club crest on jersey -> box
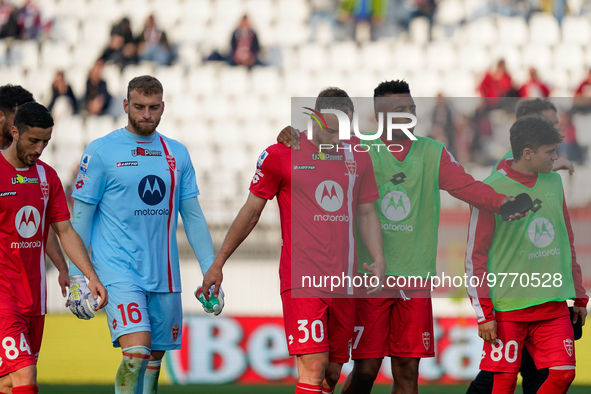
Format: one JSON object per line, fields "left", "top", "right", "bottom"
{"left": 41, "top": 182, "right": 49, "bottom": 199}
{"left": 422, "top": 332, "right": 430, "bottom": 350}
{"left": 345, "top": 160, "right": 356, "bottom": 176}
{"left": 564, "top": 338, "right": 573, "bottom": 357}
{"left": 166, "top": 155, "right": 176, "bottom": 171}
{"left": 132, "top": 147, "right": 162, "bottom": 157}
{"left": 172, "top": 325, "right": 180, "bottom": 341}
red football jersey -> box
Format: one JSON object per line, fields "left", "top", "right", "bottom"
{"left": 0, "top": 154, "right": 70, "bottom": 316}
{"left": 250, "top": 136, "right": 379, "bottom": 295}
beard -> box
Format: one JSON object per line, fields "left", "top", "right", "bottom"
{"left": 129, "top": 115, "right": 160, "bottom": 136}
{"left": 16, "top": 139, "right": 40, "bottom": 167}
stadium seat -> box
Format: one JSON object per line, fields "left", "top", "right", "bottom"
{"left": 426, "top": 41, "right": 456, "bottom": 72}
{"left": 490, "top": 44, "right": 522, "bottom": 73}
{"left": 497, "top": 16, "right": 529, "bottom": 46}
{"left": 394, "top": 43, "right": 425, "bottom": 74}
{"left": 329, "top": 41, "right": 359, "bottom": 72}
{"left": 188, "top": 64, "right": 219, "bottom": 98}
{"left": 8, "top": 40, "right": 39, "bottom": 69}
{"left": 250, "top": 67, "right": 282, "bottom": 96}
{"left": 562, "top": 15, "right": 591, "bottom": 45}
{"left": 40, "top": 41, "right": 72, "bottom": 69}
{"left": 0, "top": 65, "right": 26, "bottom": 87}
{"left": 84, "top": 115, "right": 115, "bottom": 144}
{"left": 218, "top": 66, "right": 251, "bottom": 98}
{"left": 457, "top": 45, "right": 490, "bottom": 73}
{"left": 465, "top": 16, "right": 497, "bottom": 46}
{"left": 435, "top": 0, "right": 465, "bottom": 26}
{"left": 409, "top": 17, "right": 430, "bottom": 45}
{"left": 154, "top": 64, "right": 187, "bottom": 96}
{"left": 555, "top": 44, "right": 585, "bottom": 74}
{"left": 298, "top": 43, "right": 327, "bottom": 72}
{"left": 522, "top": 44, "right": 553, "bottom": 70}
{"left": 25, "top": 67, "right": 53, "bottom": 104}
{"left": 359, "top": 41, "right": 393, "bottom": 74}
{"left": 529, "top": 13, "right": 560, "bottom": 45}
{"left": 121, "top": 63, "right": 156, "bottom": 86}
{"left": 277, "top": 0, "right": 309, "bottom": 25}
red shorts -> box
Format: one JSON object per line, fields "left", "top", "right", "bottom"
{"left": 0, "top": 310, "right": 44, "bottom": 376}
{"left": 480, "top": 315, "right": 576, "bottom": 373}
{"left": 352, "top": 291, "right": 434, "bottom": 359}
{"left": 281, "top": 291, "right": 356, "bottom": 363}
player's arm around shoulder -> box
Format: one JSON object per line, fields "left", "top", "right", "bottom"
{"left": 52, "top": 219, "right": 108, "bottom": 310}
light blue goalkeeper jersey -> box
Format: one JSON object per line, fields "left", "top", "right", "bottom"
{"left": 71, "top": 128, "right": 199, "bottom": 292}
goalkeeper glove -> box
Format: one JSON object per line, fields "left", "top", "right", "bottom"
{"left": 195, "top": 285, "right": 225, "bottom": 316}
{"left": 68, "top": 275, "right": 98, "bottom": 320}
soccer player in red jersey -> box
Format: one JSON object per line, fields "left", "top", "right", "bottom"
{"left": 465, "top": 115, "right": 588, "bottom": 393}
{"left": 202, "top": 88, "right": 386, "bottom": 394}
{"left": 0, "top": 102, "right": 107, "bottom": 394}
{"left": 0, "top": 84, "right": 70, "bottom": 300}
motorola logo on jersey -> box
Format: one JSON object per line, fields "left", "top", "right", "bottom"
{"left": 528, "top": 217, "right": 555, "bottom": 248}
{"left": 381, "top": 191, "right": 411, "bottom": 222}
{"left": 138, "top": 175, "right": 166, "bottom": 206}
{"left": 15, "top": 206, "right": 41, "bottom": 238}
{"left": 315, "top": 181, "right": 343, "bottom": 212}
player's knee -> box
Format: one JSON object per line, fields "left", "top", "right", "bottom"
{"left": 548, "top": 368, "right": 576, "bottom": 386}
{"left": 324, "top": 368, "right": 341, "bottom": 388}
{"left": 393, "top": 358, "right": 419, "bottom": 382}
{"left": 349, "top": 358, "right": 381, "bottom": 387}
{"left": 10, "top": 365, "right": 37, "bottom": 386}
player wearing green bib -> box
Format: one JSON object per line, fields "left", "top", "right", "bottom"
{"left": 465, "top": 116, "right": 588, "bottom": 393}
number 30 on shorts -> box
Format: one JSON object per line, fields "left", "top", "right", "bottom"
{"left": 297, "top": 319, "right": 324, "bottom": 343}
{"left": 490, "top": 339, "right": 519, "bottom": 363}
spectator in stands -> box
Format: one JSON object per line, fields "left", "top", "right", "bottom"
{"left": 48, "top": 70, "right": 78, "bottom": 119}
{"left": 558, "top": 110, "right": 585, "bottom": 164}
{"left": 100, "top": 17, "right": 138, "bottom": 69}
{"left": 137, "top": 14, "right": 173, "bottom": 66}
{"left": 16, "top": 0, "right": 43, "bottom": 40}
{"left": 229, "top": 15, "right": 262, "bottom": 67}
{"left": 83, "top": 60, "right": 111, "bottom": 116}
{"left": 405, "top": 0, "right": 437, "bottom": 41}
{"left": 431, "top": 93, "right": 457, "bottom": 158}
{"left": 337, "top": 0, "right": 388, "bottom": 41}
{"left": 573, "top": 69, "right": 591, "bottom": 114}
{"left": 0, "top": 0, "right": 19, "bottom": 39}
{"left": 309, "top": 0, "right": 338, "bottom": 42}
{"left": 519, "top": 67, "right": 550, "bottom": 98}
{"left": 478, "top": 59, "right": 517, "bottom": 110}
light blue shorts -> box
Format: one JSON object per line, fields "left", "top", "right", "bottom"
{"left": 104, "top": 282, "right": 182, "bottom": 350}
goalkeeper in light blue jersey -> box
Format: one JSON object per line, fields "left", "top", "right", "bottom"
{"left": 67, "top": 75, "right": 221, "bottom": 394}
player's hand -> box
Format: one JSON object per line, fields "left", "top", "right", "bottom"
{"left": 276, "top": 126, "right": 301, "bottom": 150}
{"left": 552, "top": 157, "right": 574, "bottom": 175}
{"left": 67, "top": 275, "right": 99, "bottom": 320}
{"left": 87, "top": 275, "right": 108, "bottom": 310}
{"left": 195, "top": 285, "right": 225, "bottom": 316}
{"left": 201, "top": 263, "right": 223, "bottom": 300}
{"left": 57, "top": 268, "right": 70, "bottom": 298}
{"left": 363, "top": 260, "right": 385, "bottom": 295}
{"left": 500, "top": 196, "right": 528, "bottom": 221}
{"left": 478, "top": 320, "right": 497, "bottom": 345}
{"left": 573, "top": 306, "right": 587, "bottom": 326}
